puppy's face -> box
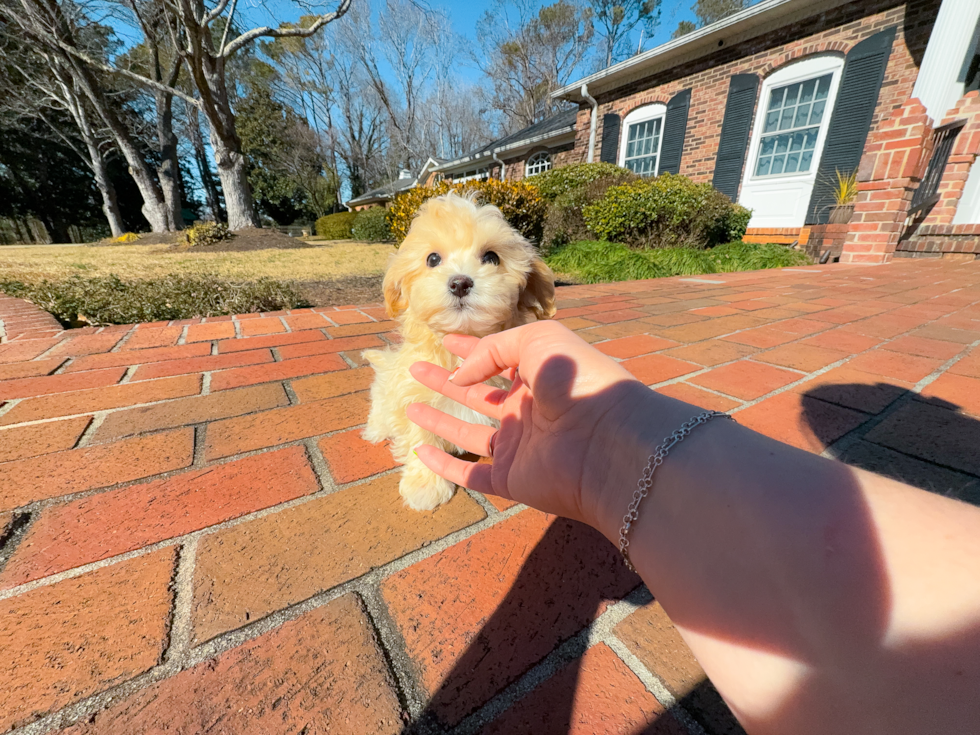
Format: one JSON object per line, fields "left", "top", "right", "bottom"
{"left": 383, "top": 193, "right": 555, "bottom": 337}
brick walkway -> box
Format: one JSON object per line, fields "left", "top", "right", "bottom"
{"left": 1, "top": 258, "right": 979, "bottom": 735}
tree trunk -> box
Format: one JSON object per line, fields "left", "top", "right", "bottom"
{"left": 194, "top": 54, "right": 259, "bottom": 230}
{"left": 155, "top": 90, "right": 185, "bottom": 230}
{"left": 188, "top": 105, "right": 225, "bottom": 221}
{"left": 210, "top": 133, "right": 256, "bottom": 230}
{"left": 67, "top": 59, "right": 170, "bottom": 232}
{"left": 75, "top": 102, "right": 125, "bottom": 238}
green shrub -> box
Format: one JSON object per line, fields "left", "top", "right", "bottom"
{"left": 0, "top": 274, "right": 311, "bottom": 325}
{"left": 315, "top": 211, "right": 357, "bottom": 239}
{"left": 542, "top": 172, "right": 639, "bottom": 253}
{"left": 545, "top": 239, "right": 810, "bottom": 284}
{"left": 527, "top": 162, "right": 632, "bottom": 201}
{"left": 185, "top": 221, "right": 230, "bottom": 247}
{"left": 583, "top": 174, "right": 752, "bottom": 249}
{"left": 387, "top": 179, "right": 546, "bottom": 245}
{"left": 351, "top": 206, "right": 392, "bottom": 242}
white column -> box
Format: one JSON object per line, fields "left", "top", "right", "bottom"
{"left": 911, "top": 0, "right": 980, "bottom": 123}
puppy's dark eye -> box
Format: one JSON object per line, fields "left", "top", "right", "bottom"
{"left": 426, "top": 253, "right": 441, "bottom": 268}
{"left": 481, "top": 251, "right": 500, "bottom": 266}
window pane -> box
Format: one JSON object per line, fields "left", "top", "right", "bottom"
{"left": 775, "top": 135, "right": 790, "bottom": 155}
{"left": 794, "top": 103, "right": 812, "bottom": 128}
{"left": 779, "top": 107, "right": 795, "bottom": 130}
{"left": 760, "top": 137, "right": 776, "bottom": 156}
{"left": 764, "top": 110, "right": 780, "bottom": 133}
{"left": 768, "top": 86, "right": 785, "bottom": 111}
{"left": 810, "top": 99, "right": 826, "bottom": 125}
{"left": 799, "top": 78, "right": 816, "bottom": 105}
{"left": 771, "top": 156, "right": 786, "bottom": 175}
{"left": 800, "top": 150, "right": 814, "bottom": 171}
{"left": 756, "top": 157, "right": 772, "bottom": 176}
{"left": 785, "top": 151, "right": 801, "bottom": 173}
{"left": 783, "top": 82, "right": 801, "bottom": 109}
{"left": 815, "top": 75, "right": 831, "bottom": 100}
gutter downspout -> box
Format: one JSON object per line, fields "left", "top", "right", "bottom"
{"left": 581, "top": 84, "right": 598, "bottom": 163}
{"left": 491, "top": 148, "right": 505, "bottom": 180}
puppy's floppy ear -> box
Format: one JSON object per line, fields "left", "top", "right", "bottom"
{"left": 383, "top": 252, "right": 413, "bottom": 319}
{"left": 519, "top": 255, "right": 557, "bottom": 321}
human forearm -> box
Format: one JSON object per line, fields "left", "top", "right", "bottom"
{"left": 595, "top": 389, "right": 980, "bottom": 734}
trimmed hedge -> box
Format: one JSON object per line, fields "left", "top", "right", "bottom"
{"left": 315, "top": 211, "right": 357, "bottom": 239}
{"left": 185, "top": 221, "right": 230, "bottom": 247}
{"left": 583, "top": 174, "right": 752, "bottom": 249}
{"left": 0, "top": 274, "right": 311, "bottom": 325}
{"left": 387, "top": 179, "right": 546, "bottom": 245}
{"left": 351, "top": 206, "right": 392, "bottom": 242}
{"left": 527, "top": 162, "right": 632, "bottom": 201}
{"left": 541, "top": 172, "right": 639, "bottom": 253}
{"left": 545, "top": 240, "right": 810, "bottom": 284}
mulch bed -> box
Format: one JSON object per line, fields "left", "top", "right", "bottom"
{"left": 295, "top": 276, "right": 383, "bottom": 307}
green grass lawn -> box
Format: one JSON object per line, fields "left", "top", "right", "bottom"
{"left": 545, "top": 240, "right": 811, "bottom": 284}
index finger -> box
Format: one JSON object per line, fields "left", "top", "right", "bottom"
{"left": 446, "top": 325, "right": 531, "bottom": 386}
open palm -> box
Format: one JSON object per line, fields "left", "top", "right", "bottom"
{"left": 407, "top": 321, "right": 655, "bottom": 527}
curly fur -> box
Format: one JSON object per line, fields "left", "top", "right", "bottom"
{"left": 362, "top": 192, "right": 556, "bottom": 510}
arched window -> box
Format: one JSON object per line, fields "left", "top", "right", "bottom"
{"left": 619, "top": 103, "right": 667, "bottom": 176}
{"left": 525, "top": 151, "right": 552, "bottom": 176}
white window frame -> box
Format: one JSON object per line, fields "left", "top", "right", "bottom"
{"left": 746, "top": 56, "right": 845, "bottom": 184}
{"left": 455, "top": 166, "right": 489, "bottom": 183}
{"left": 525, "top": 150, "right": 552, "bottom": 176}
{"left": 619, "top": 103, "right": 666, "bottom": 177}
{"left": 738, "top": 55, "right": 845, "bottom": 229}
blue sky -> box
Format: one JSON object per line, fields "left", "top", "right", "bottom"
{"left": 433, "top": 0, "right": 701, "bottom": 83}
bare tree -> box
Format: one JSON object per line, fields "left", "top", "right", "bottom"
{"left": 1, "top": 0, "right": 176, "bottom": 231}
{"left": 337, "top": 0, "right": 448, "bottom": 175}
{"left": 475, "top": 0, "right": 594, "bottom": 132}
{"left": 590, "top": 0, "right": 659, "bottom": 67}
{"left": 693, "top": 0, "right": 746, "bottom": 26}
{"left": 119, "top": 0, "right": 185, "bottom": 229}
{"left": 182, "top": 103, "right": 225, "bottom": 220}
{"left": 24, "top": 0, "right": 352, "bottom": 229}
{"left": 0, "top": 29, "right": 127, "bottom": 236}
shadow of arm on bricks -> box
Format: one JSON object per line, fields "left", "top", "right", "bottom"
{"left": 404, "top": 350, "right": 980, "bottom": 735}
{"left": 801, "top": 383, "right": 980, "bottom": 506}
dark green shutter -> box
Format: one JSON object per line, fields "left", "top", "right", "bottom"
{"left": 713, "top": 74, "right": 759, "bottom": 201}
{"left": 806, "top": 26, "right": 897, "bottom": 224}
{"left": 659, "top": 88, "right": 692, "bottom": 175}
{"left": 599, "top": 113, "right": 621, "bottom": 164}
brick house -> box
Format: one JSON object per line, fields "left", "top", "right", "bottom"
{"left": 427, "top": 110, "right": 580, "bottom": 184}
{"left": 438, "top": 0, "right": 980, "bottom": 264}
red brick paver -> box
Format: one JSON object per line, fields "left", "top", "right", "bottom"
{"left": 1, "top": 258, "right": 979, "bottom": 734}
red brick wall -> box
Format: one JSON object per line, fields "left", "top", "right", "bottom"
{"left": 579, "top": 0, "right": 939, "bottom": 190}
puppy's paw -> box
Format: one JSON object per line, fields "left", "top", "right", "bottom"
{"left": 361, "top": 425, "right": 388, "bottom": 444}
{"left": 399, "top": 464, "right": 455, "bottom": 511}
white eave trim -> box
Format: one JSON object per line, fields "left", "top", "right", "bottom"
{"left": 433, "top": 126, "right": 577, "bottom": 173}
{"left": 552, "top": 0, "right": 855, "bottom": 101}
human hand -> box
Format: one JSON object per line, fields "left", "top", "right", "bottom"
{"left": 407, "top": 320, "right": 686, "bottom": 535}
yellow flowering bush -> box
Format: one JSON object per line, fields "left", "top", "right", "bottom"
{"left": 387, "top": 179, "right": 546, "bottom": 246}
{"left": 185, "top": 221, "right": 231, "bottom": 247}
{"left": 115, "top": 232, "right": 141, "bottom": 243}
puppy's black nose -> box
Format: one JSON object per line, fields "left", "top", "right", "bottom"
{"left": 448, "top": 275, "right": 474, "bottom": 298}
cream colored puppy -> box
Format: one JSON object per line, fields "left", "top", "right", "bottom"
{"left": 362, "top": 192, "right": 556, "bottom": 510}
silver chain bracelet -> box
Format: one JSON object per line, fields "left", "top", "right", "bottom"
{"left": 619, "top": 411, "right": 735, "bottom": 572}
